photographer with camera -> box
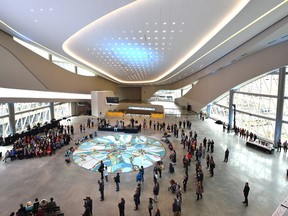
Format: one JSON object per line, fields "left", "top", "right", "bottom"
{"left": 82, "top": 196, "right": 93, "bottom": 216}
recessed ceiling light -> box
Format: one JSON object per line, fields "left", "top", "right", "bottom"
{"left": 171, "top": 30, "right": 174, "bottom": 33}
{"left": 34, "top": 19, "right": 38, "bottom": 23}
{"left": 40, "top": 8, "right": 43, "bottom": 12}
{"left": 30, "top": 9, "right": 34, "bottom": 12}
{"left": 155, "top": 30, "right": 158, "bottom": 33}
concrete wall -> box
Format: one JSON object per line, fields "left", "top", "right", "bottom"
{"left": 0, "top": 31, "right": 117, "bottom": 94}
{"left": 91, "top": 91, "right": 118, "bottom": 117}
{"left": 176, "top": 40, "right": 288, "bottom": 112}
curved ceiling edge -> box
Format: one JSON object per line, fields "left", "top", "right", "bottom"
{"left": 63, "top": 0, "right": 249, "bottom": 85}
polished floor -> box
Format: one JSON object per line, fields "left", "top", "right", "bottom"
{"left": 1, "top": 114, "right": 288, "bottom": 216}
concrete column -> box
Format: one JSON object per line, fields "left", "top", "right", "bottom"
{"left": 228, "top": 90, "right": 235, "bottom": 128}
{"left": 274, "top": 67, "right": 286, "bottom": 147}
{"left": 75, "top": 66, "right": 78, "bottom": 74}
{"left": 8, "top": 103, "right": 16, "bottom": 135}
{"left": 48, "top": 53, "right": 52, "bottom": 62}
{"left": 50, "top": 102, "right": 55, "bottom": 120}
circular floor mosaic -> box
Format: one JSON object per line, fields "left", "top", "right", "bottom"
{"left": 73, "top": 134, "right": 166, "bottom": 173}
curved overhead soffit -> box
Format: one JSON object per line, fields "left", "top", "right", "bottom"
{"left": 63, "top": 0, "right": 249, "bottom": 84}
{"left": 159, "top": 0, "right": 288, "bottom": 84}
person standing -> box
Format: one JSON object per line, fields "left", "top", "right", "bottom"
{"left": 242, "top": 182, "right": 250, "bottom": 207}
{"left": 118, "top": 198, "right": 125, "bottom": 216}
{"left": 196, "top": 181, "right": 203, "bottom": 200}
{"left": 84, "top": 197, "right": 93, "bottom": 216}
{"left": 139, "top": 165, "right": 144, "bottom": 182}
{"left": 98, "top": 179, "right": 105, "bottom": 201}
{"left": 223, "top": 148, "right": 229, "bottom": 162}
{"left": 172, "top": 198, "right": 179, "bottom": 216}
{"left": 70, "top": 125, "right": 74, "bottom": 135}
{"left": 33, "top": 198, "right": 39, "bottom": 214}
{"left": 153, "top": 182, "right": 160, "bottom": 202}
{"left": 136, "top": 183, "right": 141, "bottom": 204}
{"left": 206, "top": 154, "right": 210, "bottom": 169}
{"left": 210, "top": 140, "right": 214, "bottom": 153}
{"left": 82, "top": 204, "right": 91, "bottom": 216}
{"left": 209, "top": 156, "right": 215, "bottom": 177}
{"left": 148, "top": 198, "right": 156, "bottom": 216}
{"left": 104, "top": 166, "right": 109, "bottom": 182}
{"left": 98, "top": 161, "right": 105, "bottom": 180}
{"left": 154, "top": 208, "right": 161, "bottom": 216}
{"left": 114, "top": 172, "right": 120, "bottom": 191}
{"left": 183, "top": 173, "right": 188, "bottom": 192}
{"left": 277, "top": 139, "right": 282, "bottom": 152}
{"left": 153, "top": 171, "right": 158, "bottom": 186}
{"left": 134, "top": 189, "right": 140, "bottom": 210}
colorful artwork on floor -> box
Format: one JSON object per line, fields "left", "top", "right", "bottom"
{"left": 73, "top": 134, "right": 166, "bottom": 173}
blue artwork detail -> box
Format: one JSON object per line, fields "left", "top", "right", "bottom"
{"left": 73, "top": 134, "right": 166, "bottom": 173}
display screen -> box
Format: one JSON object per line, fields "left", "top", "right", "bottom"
{"left": 128, "top": 106, "right": 156, "bottom": 111}
{"left": 106, "top": 97, "right": 119, "bottom": 104}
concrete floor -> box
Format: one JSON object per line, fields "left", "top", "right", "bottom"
{"left": 1, "top": 114, "right": 288, "bottom": 216}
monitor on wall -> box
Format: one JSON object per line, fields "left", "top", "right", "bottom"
{"left": 106, "top": 97, "right": 119, "bottom": 105}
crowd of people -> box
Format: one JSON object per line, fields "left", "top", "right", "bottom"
{"left": 10, "top": 197, "right": 61, "bottom": 216}
{"left": 2, "top": 126, "right": 72, "bottom": 163}
{"left": 3, "top": 115, "right": 252, "bottom": 215}
{"left": 78, "top": 116, "right": 223, "bottom": 216}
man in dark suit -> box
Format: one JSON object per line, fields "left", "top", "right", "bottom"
{"left": 84, "top": 197, "right": 93, "bottom": 215}
{"left": 98, "top": 161, "right": 105, "bottom": 180}
{"left": 242, "top": 182, "right": 250, "bottom": 206}
{"left": 98, "top": 180, "right": 105, "bottom": 201}
{"left": 118, "top": 198, "right": 125, "bottom": 216}
{"left": 133, "top": 189, "right": 140, "bottom": 210}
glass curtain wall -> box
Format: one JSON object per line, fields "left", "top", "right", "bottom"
{"left": 210, "top": 71, "right": 288, "bottom": 142}
{"left": 0, "top": 102, "right": 71, "bottom": 137}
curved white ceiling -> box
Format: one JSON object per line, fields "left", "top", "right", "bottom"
{"left": 0, "top": 0, "right": 288, "bottom": 85}
{"left": 63, "top": 0, "right": 249, "bottom": 84}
